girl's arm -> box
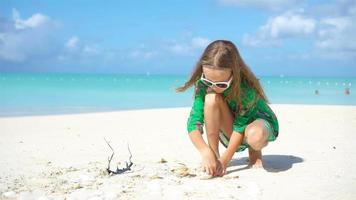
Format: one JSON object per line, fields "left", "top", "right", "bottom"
{"left": 187, "top": 81, "right": 206, "bottom": 134}
{"left": 189, "top": 130, "right": 222, "bottom": 176}
{"left": 219, "top": 131, "right": 244, "bottom": 171}
{"left": 188, "top": 130, "right": 210, "bottom": 153}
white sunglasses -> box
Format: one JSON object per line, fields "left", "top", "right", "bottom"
{"left": 200, "top": 73, "right": 233, "bottom": 89}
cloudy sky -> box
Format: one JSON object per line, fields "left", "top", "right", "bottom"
{"left": 0, "top": 0, "right": 355, "bottom": 76}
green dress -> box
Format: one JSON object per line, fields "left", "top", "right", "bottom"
{"left": 187, "top": 78, "right": 279, "bottom": 152}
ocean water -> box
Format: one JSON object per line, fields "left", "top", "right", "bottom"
{"left": 0, "top": 72, "right": 355, "bottom": 117}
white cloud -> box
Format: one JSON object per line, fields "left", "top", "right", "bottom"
{"left": 0, "top": 32, "right": 27, "bottom": 61}
{"left": 242, "top": 34, "right": 280, "bottom": 47}
{"left": 315, "top": 16, "right": 356, "bottom": 58}
{"left": 65, "top": 36, "right": 79, "bottom": 50}
{"left": 169, "top": 36, "right": 211, "bottom": 55}
{"left": 191, "top": 37, "right": 211, "bottom": 48}
{"left": 243, "top": 10, "right": 316, "bottom": 47}
{"left": 12, "top": 8, "right": 50, "bottom": 30}
{"left": 170, "top": 44, "right": 185, "bottom": 54}
{"left": 126, "top": 42, "right": 159, "bottom": 59}
{"left": 129, "top": 50, "right": 158, "bottom": 59}
{"left": 218, "top": 0, "right": 302, "bottom": 11}
{"left": 0, "top": 9, "right": 56, "bottom": 62}
{"left": 83, "top": 45, "right": 100, "bottom": 55}
{"left": 310, "top": 0, "right": 356, "bottom": 17}
{"left": 310, "top": 0, "right": 356, "bottom": 59}
{"left": 264, "top": 12, "right": 315, "bottom": 38}
{"left": 241, "top": 0, "right": 356, "bottom": 59}
{"left": 60, "top": 36, "right": 101, "bottom": 60}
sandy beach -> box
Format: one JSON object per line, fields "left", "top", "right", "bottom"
{"left": 1, "top": 104, "right": 356, "bottom": 200}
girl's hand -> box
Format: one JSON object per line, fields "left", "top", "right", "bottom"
{"left": 200, "top": 147, "right": 222, "bottom": 176}
{"left": 217, "top": 157, "right": 228, "bottom": 176}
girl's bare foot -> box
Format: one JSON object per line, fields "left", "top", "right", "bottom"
{"left": 248, "top": 147, "right": 263, "bottom": 168}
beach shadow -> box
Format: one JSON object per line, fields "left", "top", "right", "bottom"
{"left": 227, "top": 155, "right": 304, "bottom": 173}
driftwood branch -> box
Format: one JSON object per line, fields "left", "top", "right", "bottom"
{"left": 104, "top": 137, "right": 133, "bottom": 175}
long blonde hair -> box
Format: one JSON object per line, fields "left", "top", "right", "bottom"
{"left": 176, "top": 40, "right": 269, "bottom": 111}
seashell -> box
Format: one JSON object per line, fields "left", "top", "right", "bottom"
{"left": 170, "top": 165, "right": 190, "bottom": 177}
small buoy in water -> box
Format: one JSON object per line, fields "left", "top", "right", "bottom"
{"left": 344, "top": 88, "right": 350, "bottom": 95}
{"left": 314, "top": 89, "right": 320, "bottom": 95}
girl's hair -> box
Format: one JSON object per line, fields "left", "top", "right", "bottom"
{"left": 176, "top": 39, "right": 269, "bottom": 111}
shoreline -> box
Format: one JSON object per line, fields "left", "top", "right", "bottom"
{"left": 1, "top": 103, "right": 356, "bottom": 118}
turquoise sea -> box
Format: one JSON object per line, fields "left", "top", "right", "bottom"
{"left": 0, "top": 72, "right": 355, "bottom": 117}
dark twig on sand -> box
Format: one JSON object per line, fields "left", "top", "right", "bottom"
{"left": 104, "top": 137, "right": 133, "bottom": 175}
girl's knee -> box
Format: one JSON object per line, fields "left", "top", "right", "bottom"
{"left": 245, "top": 126, "right": 266, "bottom": 148}
{"left": 204, "top": 93, "right": 223, "bottom": 107}
{"left": 250, "top": 141, "right": 268, "bottom": 151}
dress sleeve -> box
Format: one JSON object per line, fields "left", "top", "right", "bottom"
{"left": 187, "top": 81, "right": 206, "bottom": 134}
{"left": 232, "top": 81, "right": 259, "bottom": 135}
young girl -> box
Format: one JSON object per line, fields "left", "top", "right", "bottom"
{"left": 176, "top": 40, "right": 279, "bottom": 177}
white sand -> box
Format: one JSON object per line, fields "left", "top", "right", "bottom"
{"left": 1, "top": 104, "right": 356, "bottom": 200}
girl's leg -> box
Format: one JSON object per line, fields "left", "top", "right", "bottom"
{"left": 244, "top": 119, "right": 270, "bottom": 167}
{"left": 204, "top": 93, "right": 234, "bottom": 158}
{"left": 218, "top": 96, "right": 234, "bottom": 139}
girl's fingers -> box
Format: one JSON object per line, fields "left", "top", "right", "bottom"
{"left": 219, "top": 167, "right": 224, "bottom": 176}
{"left": 205, "top": 166, "right": 211, "bottom": 175}
{"left": 214, "top": 165, "right": 221, "bottom": 176}
{"left": 210, "top": 167, "right": 215, "bottom": 176}
{"left": 203, "top": 164, "right": 222, "bottom": 176}
{"left": 215, "top": 165, "right": 221, "bottom": 176}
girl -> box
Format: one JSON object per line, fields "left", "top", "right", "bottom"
{"left": 176, "top": 40, "right": 279, "bottom": 177}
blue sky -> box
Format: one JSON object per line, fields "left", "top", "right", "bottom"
{"left": 0, "top": 0, "right": 355, "bottom": 76}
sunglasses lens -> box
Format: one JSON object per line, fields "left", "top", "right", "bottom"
{"left": 216, "top": 83, "right": 228, "bottom": 88}
{"left": 202, "top": 80, "right": 213, "bottom": 87}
